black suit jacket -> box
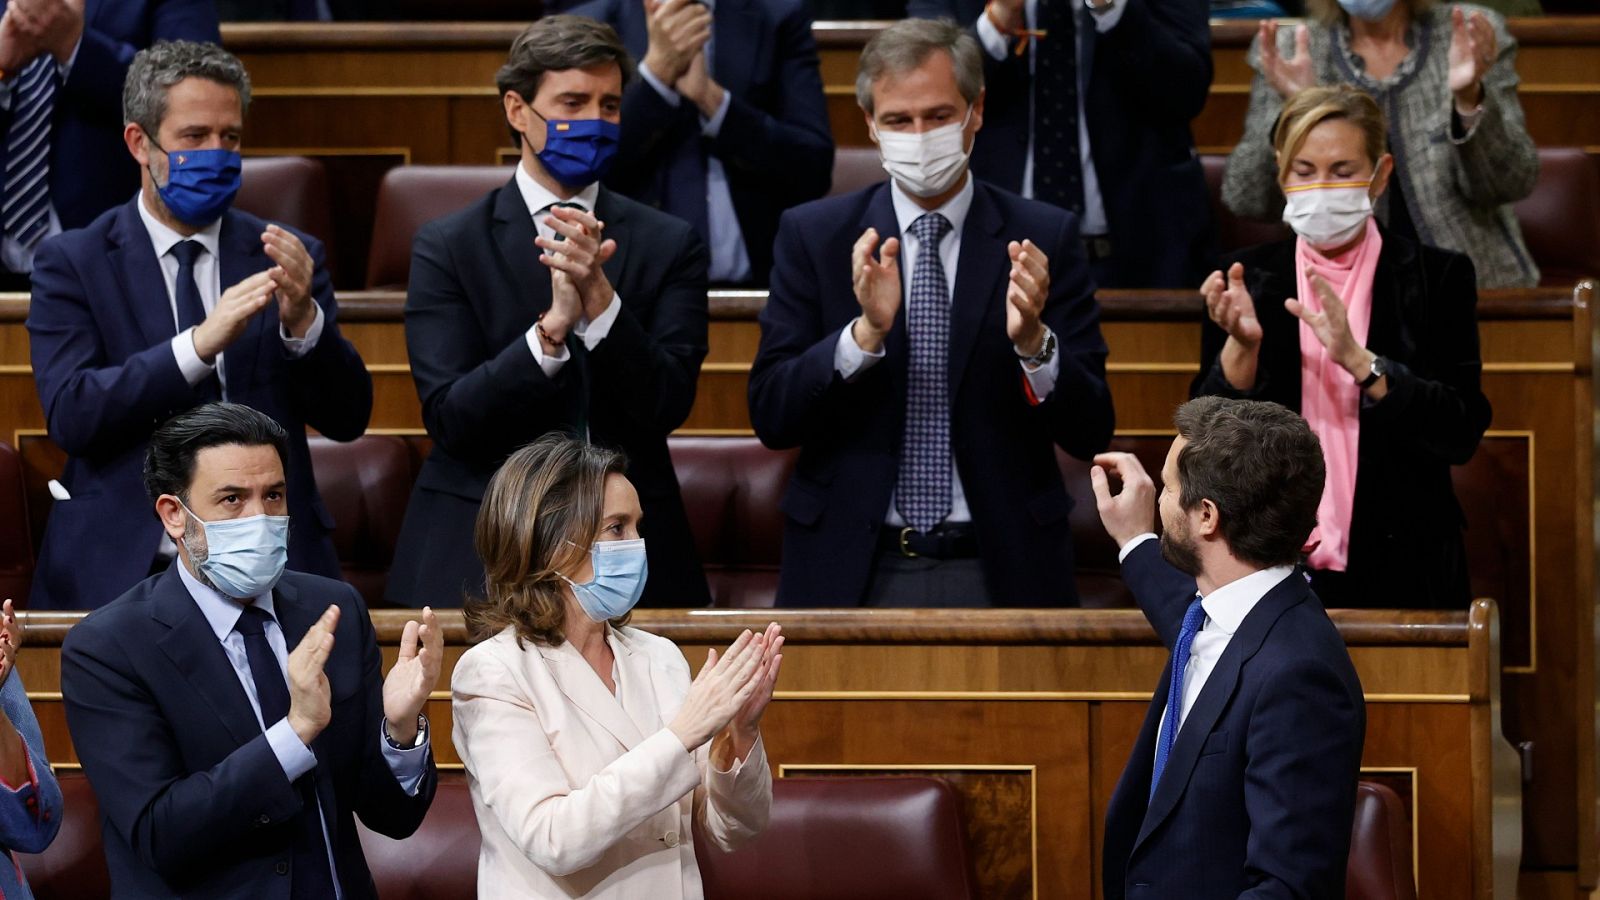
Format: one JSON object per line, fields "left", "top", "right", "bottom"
{"left": 25, "top": 197, "right": 372, "bottom": 610}
{"left": 569, "top": 0, "right": 833, "bottom": 284}
{"left": 1104, "top": 541, "right": 1365, "bottom": 899}
{"left": 60, "top": 567, "right": 438, "bottom": 899}
{"left": 748, "top": 180, "right": 1114, "bottom": 606}
{"left": 1193, "top": 234, "right": 1491, "bottom": 609}
{"left": 388, "top": 180, "right": 712, "bottom": 608}
{"left": 907, "top": 0, "right": 1214, "bottom": 289}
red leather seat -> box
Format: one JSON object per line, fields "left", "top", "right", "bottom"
{"left": 365, "top": 165, "right": 514, "bottom": 289}
{"left": 1515, "top": 148, "right": 1600, "bottom": 286}
{"left": 358, "top": 772, "right": 480, "bottom": 899}
{"left": 1059, "top": 437, "right": 1171, "bottom": 609}
{"left": 308, "top": 435, "right": 419, "bottom": 609}
{"left": 17, "top": 772, "right": 110, "bottom": 900}
{"left": 667, "top": 437, "right": 795, "bottom": 609}
{"left": 696, "top": 776, "right": 977, "bottom": 900}
{"left": 0, "top": 442, "right": 32, "bottom": 607}
{"left": 237, "top": 156, "right": 336, "bottom": 276}
{"left": 1346, "top": 781, "right": 1416, "bottom": 900}
{"left": 828, "top": 146, "right": 887, "bottom": 198}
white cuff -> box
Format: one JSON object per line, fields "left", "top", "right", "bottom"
{"left": 57, "top": 38, "right": 82, "bottom": 81}
{"left": 701, "top": 89, "right": 733, "bottom": 138}
{"left": 573, "top": 292, "right": 621, "bottom": 350}
{"left": 1091, "top": 0, "right": 1128, "bottom": 32}
{"left": 266, "top": 717, "right": 318, "bottom": 783}
{"left": 172, "top": 328, "right": 218, "bottom": 386}
{"left": 1118, "top": 532, "right": 1158, "bottom": 564}
{"left": 834, "top": 320, "right": 886, "bottom": 381}
{"left": 279, "top": 302, "right": 325, "bottom": 357}
{"left": 1017, "top": 329, "right": 1061, "bottom": 400}
{"left": 639, "top": 61, "right": 682, "bottom": 107}
{"left": 975, "top": 10, "right": 1012, "bottom": 61}
{"left": 525, "top": 324, "right": 571, "bottom": 378}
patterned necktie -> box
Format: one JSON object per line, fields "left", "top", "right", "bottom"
{"left": 896, "top": 212, "right": 953, "bottom": 534}
{"left": 1151, "top": 596, "right": 1207, "bottom": 800}
{"left": 1033, "top": 1, "right": 1085, "bottom": 214}
{"left": 234, "top": 606, "right": 337, "bottom": 899}
{"left": 2, "top": 56, "right": 58, "bottom": 262}
{"left": 170, "top": 241, "right": 222, "bottom": 402}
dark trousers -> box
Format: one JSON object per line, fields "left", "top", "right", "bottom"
{"left": 863, "top": 554, "right": 990, "bottom": 608}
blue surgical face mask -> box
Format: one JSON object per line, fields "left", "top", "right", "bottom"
{"left": 1337, "top": 0, "right": 1398, "bottom": 22}
{"left": 180, "top": 501, "right": 290, "bottom": 599}
{"left": 147, "top": 133, "right": 242, "bottom": 228}
{"left": 529, "top": 108, "right": 621, "bottom": 187}
{"left": 562, "top": 538, "right": 648, "bottom": 622}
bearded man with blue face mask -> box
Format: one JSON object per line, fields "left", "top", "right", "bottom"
{"left": 390, "top": 15, "right": 713, "bottom": 611}
{"left": 24, "top": 40, "right": 372, "bottom": 611}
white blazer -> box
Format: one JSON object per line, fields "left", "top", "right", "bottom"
{"left": 451, "top": 624, "right": 772, "bottom": 899}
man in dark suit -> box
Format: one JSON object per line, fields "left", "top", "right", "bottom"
{"left": 26, "top": 41, "right": 372, "bottom": 609}
{"left": 0, "top": 0, "right": 219, "bottom": 291}
{"left": 62, "top": 402, "right": 442, "bottom": 899}
{"left": 908, "top": 0, "right": 1214, "bottom": 289}
{"left": 748, "top": 18, "right": 1114, "bottom": 608}
{"left": 1089, "top": 396, "right": 1364, "bottom": 898}
{"left": 567, "top": 0, "right": 832, "bottom": 285}
{"left": 388, "top": 15, "right": 711, "bottom": 608}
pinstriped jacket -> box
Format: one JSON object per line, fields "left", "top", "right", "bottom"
{"left": 1222, "top": 4, "right": 1540, "bottom": 288}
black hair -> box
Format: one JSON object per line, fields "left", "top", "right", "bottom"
{"left": 143, "top": 403, "right": 290, "bottom": 504}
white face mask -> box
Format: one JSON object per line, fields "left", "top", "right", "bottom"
{"left": 1281, "top": 181, "right": 1375, "bottom": 250}
{"left": 871, "top": 107, "right": 974, "bottom": 199}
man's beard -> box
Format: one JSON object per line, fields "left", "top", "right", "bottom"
{"left": 180, "top": 514, "right": 220, "bottom": 594}
{"left": 1159, "top": 520, "right": 1202, "bottom": 577}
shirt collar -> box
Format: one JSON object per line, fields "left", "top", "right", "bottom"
{"left": 136, "top": 189, "right": 223, "bottom": 261}
{"left": 1198, "top": 565, "right": 1297, "bottom": 636}
{"left": 889, "top": 173, "right": 975, "bottom": 242}
{"left": 176, "top": 553, "right": 278, "bottom": 642}
{"left": 514, "top": 158, "right": 602, "bottom": 221}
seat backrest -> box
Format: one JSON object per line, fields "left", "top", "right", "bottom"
{"left": 237, "top": 156, "right": 336, "bottom": 274}
{"left": 1202, "top": 153, "right": 1293, "bottom": 255}
{"left": 1346, "top": 781, "right": 1417, "bottom": 900}
{"left": 1059, "top": 436, "right": 1170, "bottom": 609}
{"left": 696, "top": 775, "right": 976, "bottom": 900}
{"left": 667, "top": 437, "right": 796, "bottom": 609}
{"left": 1514, "top": 148, "right": 1600, "bottom": 286}
{"left": 358, "top": 772, "right": 480, "bottom": 900}
{"left": 17, "top": 772, "right": 110, "bottom": 900}
{"left": 828, "top": 146, "right": 887, "bottom": 198}
{"left": 308, "top": 435, "right": 418, "bottom": 609}
{"left": 365, "top": 165, "right": 513, "bottom": 288}
{"left": 0, "top": 442, "right": 31, "bottom": 606}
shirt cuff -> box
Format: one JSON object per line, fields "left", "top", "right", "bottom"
{"left": 379, "top": 718, "right": 431, "bottom": 797}
{"left": 279, "top": 302, "right": 326, "bottom": 357}
{"left": 834, "top": 320, "right": 886, "bottom": 381}
{"left": 172, "top": 328, "right": 218, "bottom": 386}
{"left": 266, "top": 718, "right": 318, "bottom": 784}
{"left": 573, "top": 292, "right": 622, "bottom": 350}
{"left": 1118, "top": 532, "right": 1158, "bottom": 564}
{"left": 525, "top": 323, "right": 571, "bottom": 378}
{"left": 639, "top": 61, "right": 682, "bottom": 108}
{"left": 56, "top": 37, "right": 82, "bottom": 81}
{"left": 1018, "top": 331, "right": 1061, "bottom": 400}
{"left": 701, "top": 89, "right": 733, "bottom": 138}
{"left": 710, "top": 732, "right": 763, "bottom": 782}
{"left": 975, "top": 9, "right": 1012, "bottom": 60}
{"left": 1450, "top": 102, "right": 1485, "bottom": 144}
{"left": 1091, "top": 0, "right": 1128, "bottom": 32}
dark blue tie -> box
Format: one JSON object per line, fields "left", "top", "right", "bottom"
{"left": 896, "top": 212, "right": 953, "bottom": 534}
{"left": 1151, "top": 596, "right": 1206, "bottom": 800}
{"left": 234, "top": 606, "right": 337, "bottom": 899}
{"left": 2, "top": 56, "right": 58, "bottom": 264}
{"left": 170, "top": 240, "right": 222, "bottom": 402}
{"left": 1033, "top": 1, "right": 1085, "bottom": 214}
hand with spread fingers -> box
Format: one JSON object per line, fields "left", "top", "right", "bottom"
{"left": 382, "top": 606, "right": 442, "bottom": 746}
{"left": 261, "top": 225, "right": 316, "bottom": 338}
{"left": 286, "top": 604, "right": 340, "bottom": 745}
{"left": 1201, "top": 262, "right": 1264, "bottom": 390}
{"left": 1259, "top": 20, "right": 1315, "bottom": 101}
{"left": 850, "top": 227, "right": 901, "bottom": 354}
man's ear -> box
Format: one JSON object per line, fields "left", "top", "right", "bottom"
{"left": 155, "top": 494, "right": 187, "bottom": 543}
{"left": 125, "top": 123, "right": 152, "bottom": 167}
{"left": 505, "top": 91, "right": 534, "bottom": 146}
{"left": 1194, "top": 498, "right": 1222, "bottom": 540}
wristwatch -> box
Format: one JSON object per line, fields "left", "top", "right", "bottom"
{"left": 1017, "top": 328, "right": 1058, "bottom": 368}
{"left": 1358, "top": 355, "right": 1387, "bottom": 390}
{"left": 383, "top": 714, "right": 428, "bottom": 750}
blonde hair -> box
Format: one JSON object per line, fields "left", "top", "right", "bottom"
{"left": 466, "top": 434, "right": 630, "bottom": 647}
{"left": 1272, "top": 84, "right": 1389, "bottom": 185}
{"left": 1303, "top": 0, "right": 1435, "bottom": 26}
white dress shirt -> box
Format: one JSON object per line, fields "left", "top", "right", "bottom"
{"left": 513, "top": 160, "right": 623, "bottom": 378}
{"left": 975, "top": 0, "right": 1123, "bottom": 236}
{"left": 178, "top": 560, "right": 430, "bottom": 899}
{"left": 0, "top": 41, "right": 79, "bottom": 275}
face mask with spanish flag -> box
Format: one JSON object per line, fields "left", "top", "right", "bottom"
{"left": 530, "top": 111, "right": 621, "bottom": 188}
{"left": 1281, "top": 180, "right": 1375, "bottom": 251}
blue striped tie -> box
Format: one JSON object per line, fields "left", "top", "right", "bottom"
{"left": 3, "top": 56, "right": 58, "bottom": 261}
{"left": 1151, "top": 596, "right": 1207, "bottom": 800}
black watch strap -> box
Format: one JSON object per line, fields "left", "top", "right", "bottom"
{"left": 1358, "top": 356, "right": 1385, "bottom": 390}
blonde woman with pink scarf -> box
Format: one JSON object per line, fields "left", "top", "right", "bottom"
{"left": 1194, "top": 84, "right": 1490, "bottom": 610}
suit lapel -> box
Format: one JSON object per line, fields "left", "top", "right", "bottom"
{"left": 107, "top": 197, "right": 184, "bottom": 350}
{"left": 492, "top": 179, "right": 554, "bottom": 323}
{"left": 948, "top": 182, "right": 1007, "bottom": 395}
{"left": 538, "top": 639, "right": 646, "bottom": 751}
{"left": 151, "top": 564, "right": 265, "bottom": 750}
{"left": 218, "top": 211, "right": 269, "bottom": 392}
{"left": 594, "top": 187, "right": 630, "bottom": 294}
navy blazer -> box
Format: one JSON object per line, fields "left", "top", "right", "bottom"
{"left": 60, "top": 567, "right": 437, "bottom": 899}
{"left": 907, "top": 0, "right": 1214, "bottom": 289}
{"left": 0, "top": 0, "right": 219, "bottom": 234}
{"left": 569, "top": 0, "right": 833, "bottom": 284}
{"left": 1103, "top": 540, "right": 1365, "bottom": 899}
{"left": 747, "top": 180, "right": 1114, "bottom": 606}
{"left": 25, "top": 197, "right": 373, "bottom": 610}
{"left": 387, "top": 180, "right": 712, "bottom": 608}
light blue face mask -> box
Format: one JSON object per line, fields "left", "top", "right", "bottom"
{"left": 1338, "top": 0, "right": 1398, "bottom": 22}
{"left": 181, "top": 501, "right": 290, "bottom": 599}
{"left": 562, "top": 538, "right": 648, "bottom": 622}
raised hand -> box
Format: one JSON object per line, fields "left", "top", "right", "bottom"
{"left": 0, "top": 12, "right": 38, "bottom": 73}
{"left": 984, "top": 0, "right": 1026, "bottom": 32}
{"left": 1286, "top": 270, "right": 1366, "bottom": 374}
{"left": 1259, "top": 20, "right": 1315, "bottom": 100}
{"left": 382, "top": 606, "right": 441, "bottom": 745}
{"left": 538, "top": 205, "right": 617, "bottom": 323}
{"left": 1447, "top": 6, "right": 1496, "bottom": 110}
{"left": 850, "top": 227, "right": 901, "bottom": 354}
{"left": 1201, "top": 263, "right": 1262, "bottom": 346}
{"left": 262, "top": 225, "right": 316, "bottom": 337}
{"left": 192, "top": 270, "right": 277, "bottom": 362}
{"left": 1089, "top": 452, "right": 1157, "bottom": 549}
{"left": 286, "top": 605, "right": 339, "bottom": 746}
{"left": 674, "top": 49, "right": 725, "bottom": 119}
{"left": 731, "top": 623, "right": 783, "bottom": 735}
{"left": 0, "top": 600, "right": 20, "bottom": 687}
{"left": 6, "top": 0, "right": 82, "bottom": 66}
{"left": 1005, "top": 239, "right": 1050, "bottom": 357}
{"left": 669, "top": 629, "right": 768, "bottom": 752}
{"left": 643, "top": 0, "right": 713, "bottom": 85}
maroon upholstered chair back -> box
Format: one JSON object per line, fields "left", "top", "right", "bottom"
{"left": 0, "top": 442, "right": 32, "bottom": 606}
{"left": 365, "top": 165, "right": 514, "bottom": 289}
{"left": 308, "top": 435, "right": 419, "bottom": 608}
{"left": 237, "top": 157, "right": 336, "bottom": 275}
{"left": 667, "top": 436, "right": 796, "bottom": 609}
{"left": 17, "top": 772, "right": 111, "bottom": 900}
{"left": 358, "top": 772, "right": 481, "bottom": 900}
{"left": 1060, "top": 437, "right": 1170, "bottom": 609}
{"left": 1201, "top": 154, "right": 1292, "bottom": 255}
{"left": 828, "top": 147, "right": 888, "bottom": 198}
{"left": 1515, "top": 148, "right": 1600, "bottom": 286}
{"left": 1346, "top": 781, "right": 1416, "bottom": 900}
{"left": 696, "top": 776, "right": 977, "bottom": 900}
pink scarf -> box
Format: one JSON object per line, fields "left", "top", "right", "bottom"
{"left": 1296, "top": 218, "right": 1381, "bottom": 572}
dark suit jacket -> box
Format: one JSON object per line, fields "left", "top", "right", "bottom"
{"left": 907, "top": 0, "right": 1214, "bottom": 289}
{"left": 25, "top": 197, "right": 373, "bottom": 609}
{"left": 0, "top": 0, "right": 219, "bottom": 237}
{"left": 1193, "top": 233, "right": 1491, "bottom": 609}
{"left": 59, "top": 567, "right": 438, "bottom": 899}
{"left": 569, "top": 0, "right": 833, "bottom": 284}
{"left": 1104, "top": 540, "right": 1365, "bottom": 900}
{"left": 748, "top": 180, "right": 1115, "bottom": 606}
{"left": 388, "top": 180, "right": 711, "bottom": 608}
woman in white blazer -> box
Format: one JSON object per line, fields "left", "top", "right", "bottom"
{"left": 452, "top": 434, "right": 781, "bottom": 898}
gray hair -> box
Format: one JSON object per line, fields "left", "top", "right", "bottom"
{"left": 123, "top": 41, "right": 252, "bottom": 135}
{"left": 855, "top": 18, "right": 983, "bottom": 117}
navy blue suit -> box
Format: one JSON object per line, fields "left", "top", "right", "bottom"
{"left": 61, "top": 567, "right": 437, "bottom": 899}
{"left": 26, "top": 197, "right": 373, "bottom": 609}
{"left": 748, "top": 180, "right": 1114, "bottom": 606}
{"left": 907, "top": 0, "right": 1214, "bottom": 289}
{"left": 1104, "top": 540, "right": 1365, "bottom": 899}
{"left": 569, "top": 0, "right": 833, "bottom": 284}
{"left": 0, "top": 0, "right": 220, "bottom": 235}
